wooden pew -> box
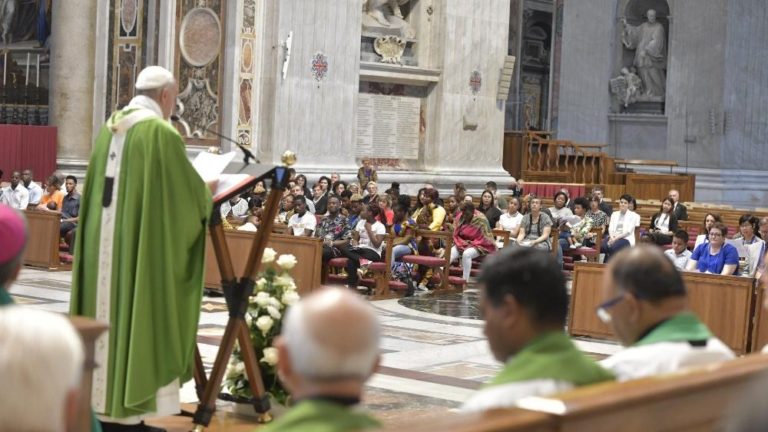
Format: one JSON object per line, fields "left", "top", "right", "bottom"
{"left": 22, "top": 209, "right": 63, "bottom": 269}
{"left": 70, "top": 316, "right": 109, "bottom": 432}
{"left": 751, "top": 282, "right": 768, "bottom": 352}
{"left": 203, "top": 231, "right": 322, "bottom": 296}
{"left": 393, "top": 409, "right": 556, "bottom": 432}
{"left": 395, "top": 354, "right": 768, "bottom": 432}
{"left": 569, "top": 262, "right": 757, "bottom": 353}
{"left": 516, "top": 354, "right": 768, "bottom": 432}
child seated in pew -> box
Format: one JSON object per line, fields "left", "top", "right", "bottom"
{"left": 563, "top": 197, "right": 592, "bottom": 249}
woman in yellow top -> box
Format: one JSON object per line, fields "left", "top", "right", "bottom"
{"left": 37, "top": 175, "right": 65, "bottom": 212}
{"left": 411, "top": 188, "right": 447, "bottom": 290}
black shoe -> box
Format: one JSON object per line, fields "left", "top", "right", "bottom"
{"left": 100, "top": 421, "right": 166, "bottom": 432}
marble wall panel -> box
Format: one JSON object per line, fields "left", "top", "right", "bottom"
{"left": 266, "top": 0, "right": 362, "bottom": 168}
{"left": 555, "top": 0, "right": 615, "bottom": 144}
{"left": 105, "top": 0, "right": 149, "bottom": 117}
{"left": 721, "top": 0, "right": 768, "bottom": 169}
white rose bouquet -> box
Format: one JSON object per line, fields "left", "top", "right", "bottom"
{"left": 224, "top": 248, "right": 299, "bottom": 405}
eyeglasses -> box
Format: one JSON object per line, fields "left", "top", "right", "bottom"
{"left": 709, "top": 232, "right": 724, "bottom": 238}
{"left": 595, "top": 294, "right": 624, "bottom": 324}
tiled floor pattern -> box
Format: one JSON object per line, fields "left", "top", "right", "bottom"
{"left": 6, "top": 268, "right": 622, "bottom": 429}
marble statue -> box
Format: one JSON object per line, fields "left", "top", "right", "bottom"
{"left": 0, "top": 0, "right": 18, "bottom": 45}
{"left": 362, "top": 0, "right": 416, "bottom": 39}
{"left": 610, "top": 67, "right": 643, "bottom": 107}
{"left": 621, "top": 9, "right": 666, "bottom": 98}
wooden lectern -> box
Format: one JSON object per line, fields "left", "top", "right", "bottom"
{"left": 191, "top": 151, "right": 294, "bottom": 430}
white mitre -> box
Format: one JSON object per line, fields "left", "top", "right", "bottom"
{"left": 135, "top": 66, "right": 175, "bottom": 90}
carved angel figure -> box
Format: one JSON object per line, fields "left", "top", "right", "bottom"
{"left": 0, "top": 0, "right": 18, "bottom": 45}
{"left": 610, "top": 67, "right": 643, "bottom": 108}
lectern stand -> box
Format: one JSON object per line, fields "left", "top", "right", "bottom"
{"left": 192, "top": 155, "right": 292, "bottom": 430}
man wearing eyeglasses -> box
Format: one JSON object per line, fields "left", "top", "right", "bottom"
{"left": 599, "top": 245, "right": 735, "bottom": 381}
{"left": 460, "top": 248, "right": 613, "bottom": 412}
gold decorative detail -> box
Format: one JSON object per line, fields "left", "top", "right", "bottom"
{"left": 257, "top": 412, "right": 273, "bottom": 423}
{"left": 281, "top": 150, "right": 297, "bottom": 167}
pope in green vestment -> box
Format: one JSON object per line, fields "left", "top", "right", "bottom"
{"left": 70, "top": 91, "right": 211, "bottom": 421}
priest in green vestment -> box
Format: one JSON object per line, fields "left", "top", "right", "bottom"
{"left": 261, "top": 288, "right": 381, "bottom": 432}
{"left": 0, "top": 205, "right": 103, "bottom": 432}
{"left": 461, "top": 248, "right": 614, "bottom": 412}
{"left": 70, "top": 66, "right": 212, "bottom": 430}
{"left": 598, "top": 245, "right": 735, "bottom": 380}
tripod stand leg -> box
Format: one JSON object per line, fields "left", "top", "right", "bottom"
{"left": 237, "top": 323, "right": 272, "bottom": 422}
{"left": 192, "top": 317, "right": 243, "bottom": 427}
{"left": 193, "top": 346, "right": 207, "bottom": 401}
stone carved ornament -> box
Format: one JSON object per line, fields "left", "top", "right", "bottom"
{"left": 362, "top": 0, "right": 416, "bottom": 39}
{"left": 176, "top": 69, "right": 219, "bottom": 139}
{"left": 373, "top": 35, "right": 406, "bottom": 64}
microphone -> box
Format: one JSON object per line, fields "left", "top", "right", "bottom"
{"left": 170, "top": 114, "right": 258, "bottom": 165}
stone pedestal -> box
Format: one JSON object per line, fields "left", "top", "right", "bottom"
{"left": 49, "top": 0, "right": 98, "bottom": 162}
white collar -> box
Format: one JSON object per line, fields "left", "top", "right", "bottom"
{"left": 125, "top": 95, "right": 164, "bottom": 118}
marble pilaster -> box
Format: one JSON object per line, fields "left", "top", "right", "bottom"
{"left": 50, "top": 0, "right": 99, "bottom": 162}
{"left": 424, "top": 0, "right": 511, "bottom": 180}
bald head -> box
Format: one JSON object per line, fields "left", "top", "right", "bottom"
{"left": 608, "top": 245, "right": 686, "bottom": 302}
{"left": 281, "top": 288, "right": 380, "bottom": 382}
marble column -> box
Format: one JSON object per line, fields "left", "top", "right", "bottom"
{"left": 49, "top": 0, "right": 99, "bottom": 164}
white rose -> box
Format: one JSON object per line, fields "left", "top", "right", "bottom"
{"left": 274, "top": 275, "right": 297, "bottom": 291}
{"left": 261, "top": 248, "right": 277, "bottom": 264}
{"left": 256, "top": 277, "right": 268, "bottom": 290}
{"left": 261, "top": 347, "right": 279, "bottom": 366}
{"left": 276, "top": 254, "right": 298, "bottom": 270}
{"left": 267, "top": 296, "right": 283, "bottom": 309}
{"left": 256, "top": 315, "right": 274, "bottom": 335}
{"left": 245, "top": 313, "right": 253, "bottom": 326}
{"left": 267, "top": 305, "right": 282, "bottom": 320}
{"left": 281, "top": 290, "right": 300, "bottom": 306}
{"left": 255, "top": 291, "right": 270, "bottom": 307}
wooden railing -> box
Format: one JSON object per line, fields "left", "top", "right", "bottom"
{"left": 522, "top": 132, "right": 607, "bottom": 184}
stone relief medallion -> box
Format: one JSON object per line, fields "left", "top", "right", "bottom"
{"left": 469, "top": 70, "right": 482, "bottom": 95}
{"left": 311, "top": 52, "right": 328, "bottom": 82}
{"left": 237, "top": 129, "right": 251, "bottom": 146}
{"left": 179, "top": 7, "right": 222, "bottom": 68}
{"left": 121, "top": 0, "right": 138, "bottom": 35}
{"left": 373, "top": 35, "right": 406, "bottom": 64}
{"left": 241, "top": 39, "right": 253, "bottom": 73}
{"left": 176, "top": 71, "right": 220, "bottom": 138}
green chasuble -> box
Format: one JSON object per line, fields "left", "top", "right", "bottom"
{"left": 70, "top": 99, "right": 211, "bottom": 420}
{"left": 0, "top": 286, "right": 103, "bottom": 432}
{"left": 634, "top": 313, "right": 712, "bottom": 346}
{"left": 0, "top": 287, "right": 12, "bottom": 305}
{"left": 259, "top": 400, "right": 380, "bottom": 432}
{"left": 490, "top": 331, "right": 614, "bottom": 387}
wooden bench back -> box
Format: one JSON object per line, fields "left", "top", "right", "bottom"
{"left": 395, "top": 354, "right": 768, "bottom": 432}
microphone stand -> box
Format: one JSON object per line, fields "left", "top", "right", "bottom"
{"left": 170, "top": 115, "right": 258, "bottom": 165}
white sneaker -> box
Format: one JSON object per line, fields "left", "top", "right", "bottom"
{"left": 416, "top": 283, "right": 429, "bottom": 292}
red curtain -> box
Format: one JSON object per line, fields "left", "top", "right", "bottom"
{"left": 525, "top": 183, "right": 586, "bottom": 200}
{"left": 0, "top": 125, "right": 57, "bottom": 180}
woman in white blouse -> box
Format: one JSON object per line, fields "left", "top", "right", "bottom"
{"left": 601, "top": 194, "right": 641, "bottom": 262}
{"left": 496, "top": 197, "right": 524, "bottom": 246}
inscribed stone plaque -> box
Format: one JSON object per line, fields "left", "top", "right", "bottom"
{"left": 356, "top": 93, "right": 420, "bottom": 159}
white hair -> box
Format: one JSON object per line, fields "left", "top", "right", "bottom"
{"left": 282, "top": 294, "right": 380, "bottom": 381}
{"left": 0, "top": 307, "right": 84, "bottom": 432}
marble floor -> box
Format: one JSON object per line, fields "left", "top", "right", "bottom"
{"left": 6, "top": 267, "right": 622, "bottom": 430}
